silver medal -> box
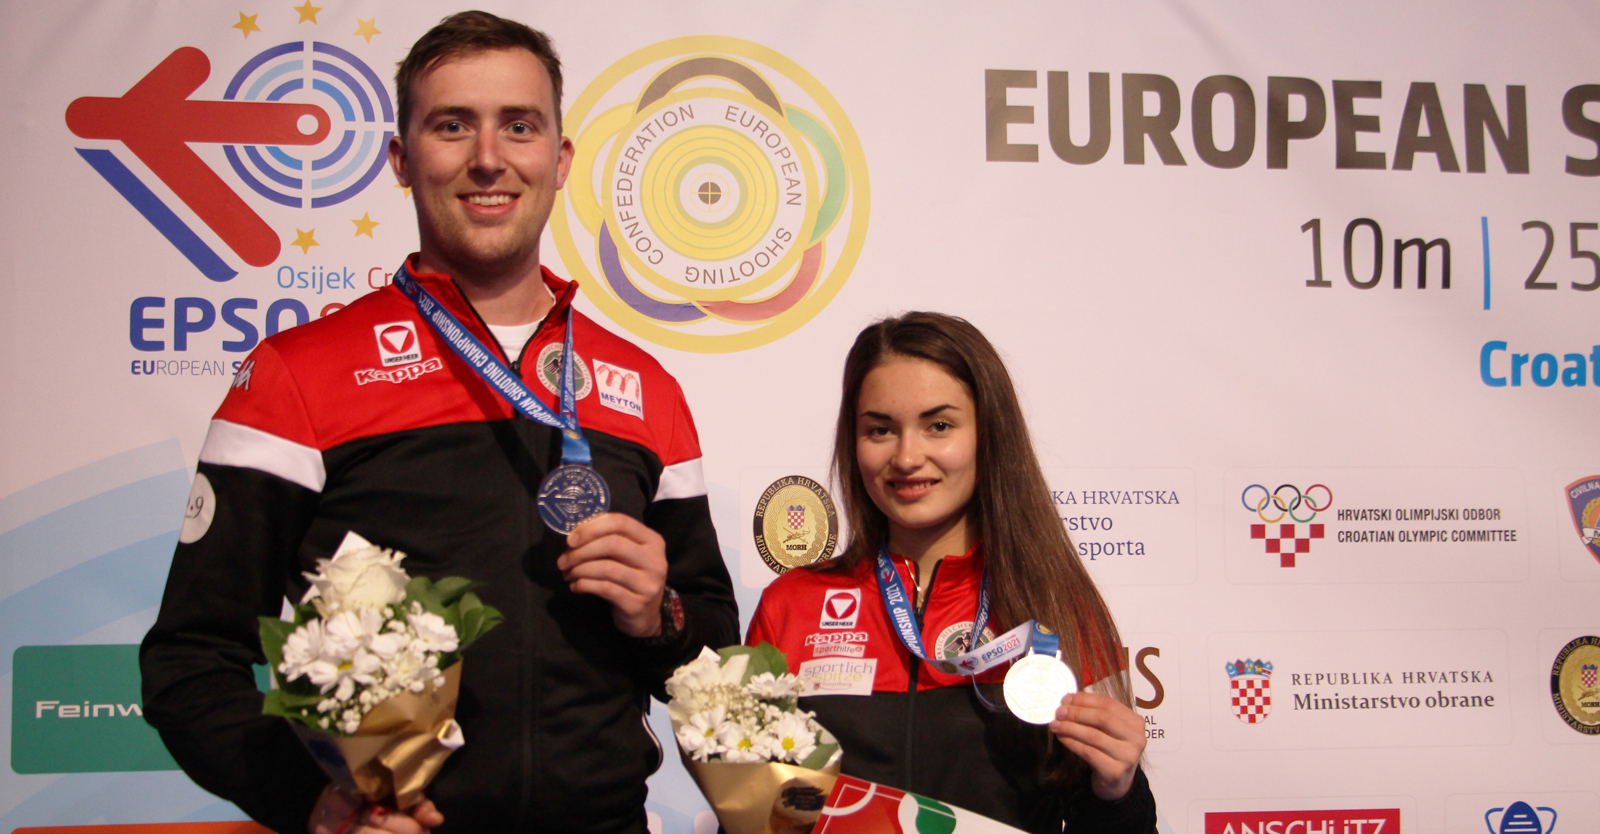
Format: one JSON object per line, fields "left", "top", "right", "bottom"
{"left": 537, "top": 464, "right": 611, "bottom": 535}
{"left": 1003, "top": 653, "right": 1078, "bottom": 724}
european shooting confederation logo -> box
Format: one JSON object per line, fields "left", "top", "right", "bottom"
{"left": 552, "top": 37, "right": 870, "bottom": 353}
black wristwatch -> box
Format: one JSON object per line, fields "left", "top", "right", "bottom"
{"left": 647, "top": 586, "right": 684, "bottom": 644}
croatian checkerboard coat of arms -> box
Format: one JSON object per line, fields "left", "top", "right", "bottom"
{"left": 1227, "top": 659, "right": 1273, "bottom": 724}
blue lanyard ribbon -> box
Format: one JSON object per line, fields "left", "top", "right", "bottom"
{"left": 393, "top": 263, "right": 591, "bottom": 466}
{"left": 874, "top": 542, "right": 1008, "bottom": 674}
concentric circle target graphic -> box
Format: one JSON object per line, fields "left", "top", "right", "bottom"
{"left": 222, "top": 41, "right": 394, "bottom": 209}
{"left": 553, "top": 37, "right": 870, "bottom": 353}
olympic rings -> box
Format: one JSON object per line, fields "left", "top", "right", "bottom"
{"left": 1241, "top": 483, "right": 1334, "bottom": 523}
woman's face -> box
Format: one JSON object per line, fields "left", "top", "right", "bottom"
{"left": 855, "top": 356, "right": 978, "bottom": 551}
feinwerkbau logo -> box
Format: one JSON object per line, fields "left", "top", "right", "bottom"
{"left": 11, "top": 644, "right": 178, "bottom": 773}
{"left": 65, "top": 12, "right": 395, "bottom": 282}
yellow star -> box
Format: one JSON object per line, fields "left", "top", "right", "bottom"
{"left": 394, "top": 182, "right": 412, "bottom": 199}
{"left": 352, "top": 213, "right": 379, "bottom": 238}
{"left": 291, "top": 228, "right": 319, "bottom": 254}
{"left": 293, "top": 1, "right": 321, "bottom": 23}
{"left": 353, "top": 18, "right": 380, "bottom": 43}
{"left": 232, "top": 12, "right": 262, "bottom": 37}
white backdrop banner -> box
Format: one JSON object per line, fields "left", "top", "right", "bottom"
{"left": 1, "top": 2, "right": 1596, "bottom": 833}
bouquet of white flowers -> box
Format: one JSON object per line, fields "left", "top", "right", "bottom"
{"left": 258, "top": 531, "right": 501, "bottom": 808}
{"left": 666, "top": 644, "right": 841, "bottom": 834}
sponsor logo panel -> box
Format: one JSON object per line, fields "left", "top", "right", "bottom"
{"left": 1445, "top": 792, "right": 1599, "bottom": 834}
{"left": 1209, "top": 630, "right": 1510, "bottom": 749}
{"left": 1043, "top": 468, "right": 1196, "bottom": 586}
{"left": 1122, "top": 633, "right": 1181, "bottom": 751}
{"left": 1549, "top": 634, "right": 1600, "bottom": 736}
{"left": 753, "top": 475, "right": 839, "bottom": 574}
{"left": 552, "top": 36, "right": 870, "bottom": 353}
{"left": 11, "top": 645, "right": 178, "bottom": 773}
{"left": 1187, "top": 798, "right": 1415, "bottom": 834}
{"left": 1225, "top": 469, "right": 1528, "bottom": 583}
{"left": 1556, "top": 469, "right": 1600, "bottom": 581}
{"left": 742, "top": 469, "right": 848, "bottom": 589}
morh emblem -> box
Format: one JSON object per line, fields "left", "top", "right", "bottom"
{"left": 753, "top": 475, "right": 839, "bottom": 574}
{"left": 1227, "top": 659, "right": 1273, "bottom": 724}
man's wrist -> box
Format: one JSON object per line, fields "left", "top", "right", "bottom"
{"left": 642, "top": 586, "right": 683, "bottom": 645}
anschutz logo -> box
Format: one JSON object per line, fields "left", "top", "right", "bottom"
{"left": 11, "top": 644, "right": 178, "bottom": 773}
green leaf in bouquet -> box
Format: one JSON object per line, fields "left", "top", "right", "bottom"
{"left": 797, "top": 739, "right": 839, "bottom": 770}
{"left": 261, "top": 686, "right": 323, "bottom": 724}
{"left": 258, "top": 616, "right": 297, "bottom": 684}
{"left": 716, "top": 641, "right": 791, "bottom": 682}
{"left": 427, "top": 576, "right": 478, "bottom": 606}
{"left": 452, "top": 591, "right": 503, "bottom": 649}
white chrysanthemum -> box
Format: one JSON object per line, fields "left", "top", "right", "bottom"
{"left": 758, "top": 713, "right": 817, "bottom": 763}
{"left": 408, "top": 611, "right": 460, "bottom": 654}
{"left": 716, "top": 722, "right": 764, "bottom": 763}
{"left": 675, "top": 706, "right": 727, "bottom": 762}
{"left": 746, "top": 672, "right": 804, "bottom": 700}
{"left": 279, "top": 619, "right": 330, "bottom": 681}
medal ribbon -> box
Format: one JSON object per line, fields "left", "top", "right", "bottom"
{"left": 873, "top": 543, "right": 1033, "bottom": 676}
{"left": 393, "top": 264, "right": 591, "bottom": 466}
{"left": 1028, "top": 622, "right": 1060, "bottom": 658}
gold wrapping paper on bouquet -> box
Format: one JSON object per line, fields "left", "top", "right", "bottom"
{"left": 292, "top": 662, "right": 465, "bottom": 809}
{"left": 685, "top": 758, "right": 842, "bottom": 834}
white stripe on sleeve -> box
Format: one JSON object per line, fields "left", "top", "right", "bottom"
{"left": 198, "top": 419, "right": 326, "bottom": 493}
{"left": 653, "top": 457, "right": 706, "bottom": 501}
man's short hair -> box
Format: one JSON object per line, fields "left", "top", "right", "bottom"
{"left": 395, "top": 10, "right": 564, "bottom": 137}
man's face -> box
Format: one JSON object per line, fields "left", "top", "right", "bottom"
{"left": 388, "top": 48, "right": 573, "bottom": 281}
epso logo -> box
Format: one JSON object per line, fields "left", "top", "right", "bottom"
{"left": 375, "top": 321, "right": 421, "bottom": 366}
{"left": 820, "top": 589, "right": 861, "bottom": 629}
{"left": 552, "top": 36, "right": 870, "bottom": 353}
{"left": 67, "top": 35, "right": 393, "bottom": 282}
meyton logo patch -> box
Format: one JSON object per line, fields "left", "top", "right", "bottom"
{"left": 593, "top": 359, "right": 644, "bottom": 418}
{"left": 374, "top": 321, "right": 421, "bottom": 366}
{"left": 820, "top": 589, "right": 860, "bottom": 629}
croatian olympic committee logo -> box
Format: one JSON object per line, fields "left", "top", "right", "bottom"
{"left": 1242, "top": 484, "right": 1333, "bottom": 568}
{"left": 1226, "top": 658, "right": 1273, "bottom": 724}
{"left": 552, "top": 37, "right": 871, "bottom": 353}
{"left": 1566, "top": 475, "right": 1600, "bottom": 566}
{"left": 66, "top": 23, "right": 394, "bottom": 282}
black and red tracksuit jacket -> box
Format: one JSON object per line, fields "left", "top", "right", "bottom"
{"left": 141, "top": 256, "right": 737, "bottom": 834}
{"left": 747, "top": 546, "right": 1156, "bottom": 833}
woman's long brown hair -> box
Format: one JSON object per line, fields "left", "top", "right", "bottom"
{"left": 824, "top": 312, "right": 1131, "bottom": 730}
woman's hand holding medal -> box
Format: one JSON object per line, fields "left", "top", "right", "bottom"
{"left": 557, "top": 513, "right": 669, "bottom": 638}
{"left": 1047, "top": 691, "right": 1147, "bottom": 801}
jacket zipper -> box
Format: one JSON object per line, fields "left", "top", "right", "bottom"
{"left": 903, "top": 558, "right": 943, "bottom": 791}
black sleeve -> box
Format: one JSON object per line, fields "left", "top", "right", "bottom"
{"left": 139, "top": 462, "right": 328, "bottom": 833}
{"left": 1063, "top": 765, "right": 1157, "bottom": 834}
{"left": 629, "top": 494, "right": 739, "bottom": 696}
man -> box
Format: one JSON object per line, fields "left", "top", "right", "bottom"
{"left": 140, "top": 12, "right": 737, "bottom": 834}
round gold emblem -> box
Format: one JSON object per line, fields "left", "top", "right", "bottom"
{"left": 1551, "top": 634, "right": 1600, "bottom": 735}
{"left": 753, "top": 475, "right": 838, "bottom": 573}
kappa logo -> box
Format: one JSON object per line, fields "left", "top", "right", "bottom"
{"left": 593, "top": 359, "right": 644, "bottom": 418}
{"left": 355, "top": 357, "right": 443, "bottom": 386}
{"left": 374, "top": 322, "right": 421, "bottom": 367}
{"left": 820, "top": 589, "right": 861, "bottom": 629}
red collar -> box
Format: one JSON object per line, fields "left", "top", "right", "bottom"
{"left": 400, "top": 254, "right": 579, "bottom": 347}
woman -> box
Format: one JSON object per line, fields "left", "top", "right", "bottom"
{"left": 746, "top": 312, "right": 1156, "bottom": 833}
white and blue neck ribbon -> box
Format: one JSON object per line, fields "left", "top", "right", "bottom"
{"left": 873, "top": 542, "right": 1035, "bottom": 677}
{"left": 393, "top": 263, "right": 591, "bottom": 466}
